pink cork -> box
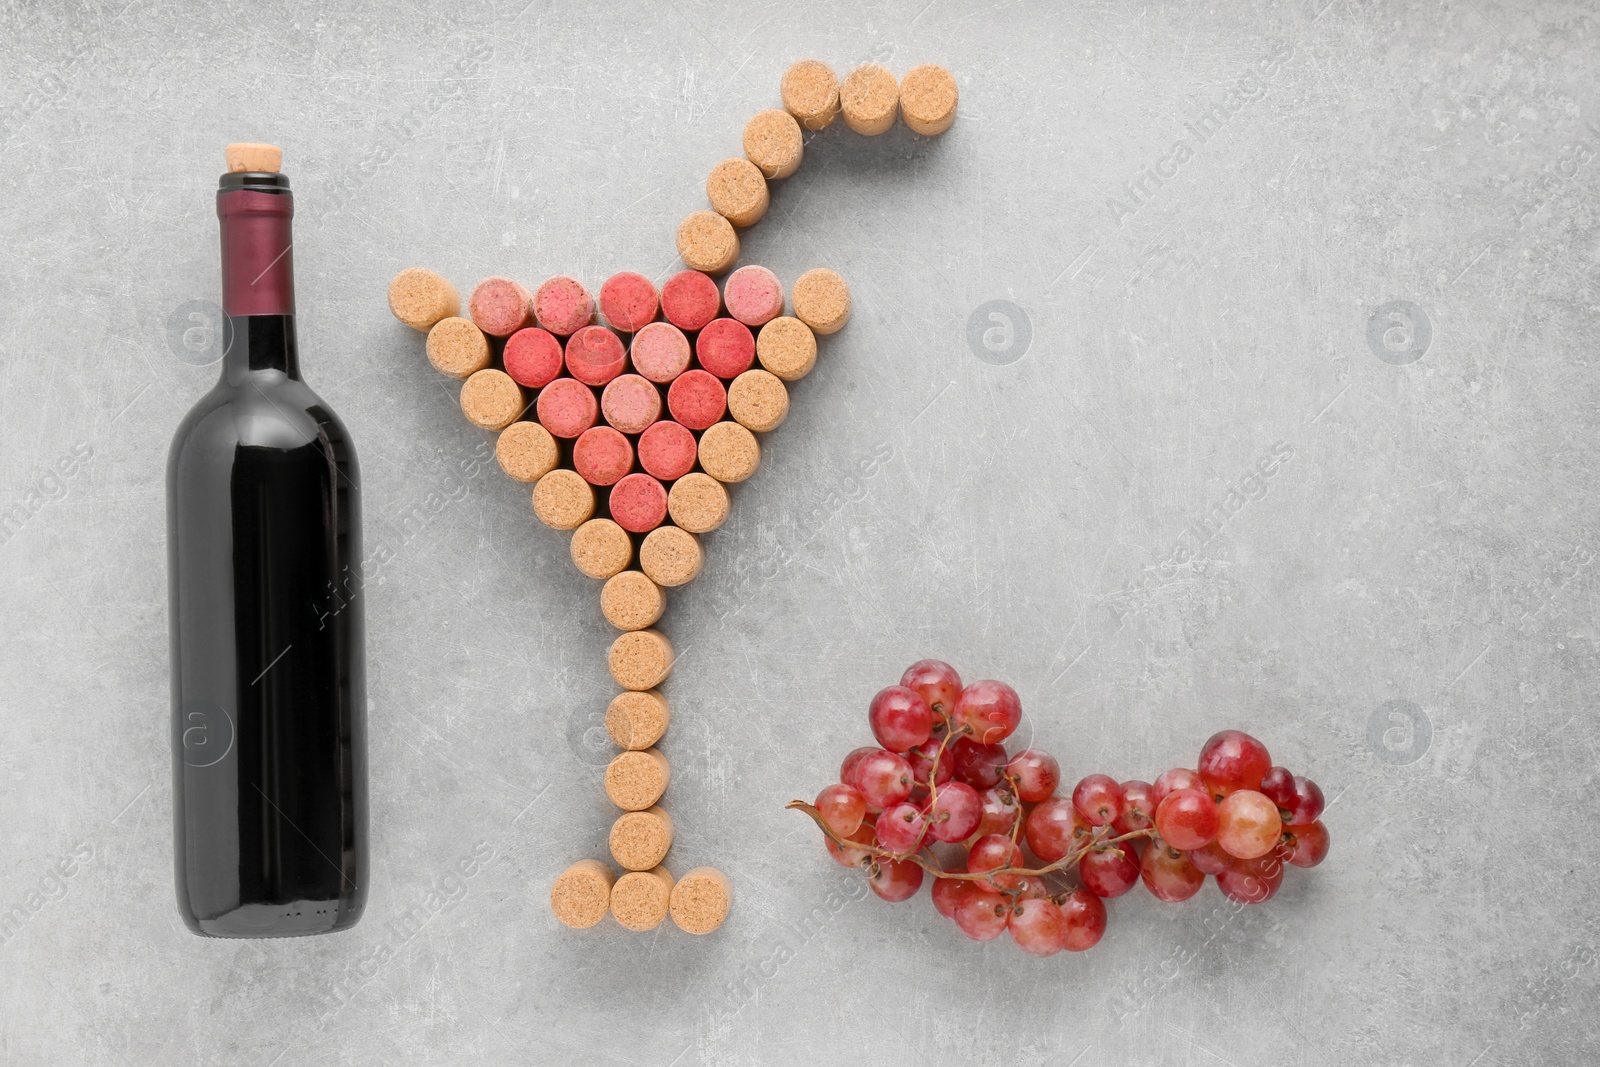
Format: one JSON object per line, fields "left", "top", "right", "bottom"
{"left": 565, "top": 325, "right": 627, "bottom": 387}
{"left": 695, "top": 318, "right": 756, "bottom": 379}
{"left": 503, "top": 327, "right": 564, "bottom": 389}
{"left": 723, "top": 265, "right": 784, "bottom": 328}
{"left": 536, "top": 377, "right": 599, "bottom": 438}
{"left": 668, "top": 369, "right": 727, "bottom": 431}
{"left": 574, "top": 426, "right": 635, "bottom": 487}
{"left": 661, "top": 270, "right": 721, "bottom": 332}
{"left": 533, "top": 276, "right": 595, "bottom": 336}
{"left": 600, "top": 272, "right": 660, "bottom": 333}
{"left": 609, "top": 473, "right": 669, "bottom": 534}
{"left": 468, "top": 277, "right": 532, "bottom": 337}
{"left": 637, "top": 420, "right": 699, "bottom": 482}
{"left": 630, "top": 323, "right": 692, "bottom": 384}
{"left": 602, "top": 374, "right": 663, "bottom": 434}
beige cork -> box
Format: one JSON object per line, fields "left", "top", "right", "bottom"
{"left": 791, "top": 269, "right": 851, "bottom": 335}
{"left": 899, "top": 64, "right": 958, "bottom": 136}
{"left": 388, "top": 267, "right": 460, "bottom": 332}
{"left": 604, "top": 748, "right": 671, "bottom": 811}
{"left": 755, "top": 317, "right": 818, "bottom": 382}
{"left": 610, "top": 806, "right": 674, "bottom": 871}
{"left": 698, "top": 422, "right": 761, "bottom": 484}
{"left": 669, "top": 866, "right": 732, "bottom": 935}
{"left": 782, "top": 59, "right": 840, "bottom": 131}
{"left": 610, "top": 866, "right": 675, "bottom": 932}
{"left": 841, "top": 64, "right": 900, "bottom": 135}
{"left": 706, "top": 158, "right": 770, "bottom": 228}
{"left": 225, "top": 142, "right": 282, "bottom": 173}
{"left": 609, "top": 629, "right": 675, "bottom": 691}
{"left": 639, "top": 525, "right": 704, "bottom": 587}
{"left": 743, "top": 109, "right": 803, "bottom": 180}
{"left": 676, "top": 211, "right": 740, "bottom": 275}
{"left": 550, "top": 859, "right": 614, "bottom": 929}
{"left": 667, "top": 473, "right": 731, "bottom": 534}
{"left": 570, "top": 518, "right": 633, "bottom": 579}
{"left": 532, "top": 469, "right": 595, "bottom": 531}
{"left": 600, "top": 570, "right": 666, "bottom": 632}
{"left": 460, "top": 369, "right": 525, "bottom": 431}
{"left": 606, "top": 689, "right": 671, "bottom": 750}
{"left": 496, "top": 421, "right": 559, "bottom": 483}
{"left": 727, "top": 370, "right": 790, "bottom": 433}
{"left": 425, "top": 317, "right": 492, "bottom": 380}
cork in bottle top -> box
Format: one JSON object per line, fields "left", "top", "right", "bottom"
{"left": 639, "top": 525, "right": 704, "bottom": 588}
{"left": 570, "top": 518, "right": 633, "bottom": 580}
{"left": 669, "top": 866, "right": 732, "bottom": 935}
{"left": 754, "top": 316, "right": 817, "bottom": 381}
{"left": 781, "top": 60, "right": 840, "bottom": 131}
{"left": 609, "top": 805, "right": 674, "bottom": 871}
{"left": 600, "top": 570, "right": 666, "bottom": 632}
{"left": 459, "top": 369, "right": 525, "bottom": 431}
{"left": 610, "top": 867, "right": 675, "bottom": 932}
{"left": 225, "top": 143, "right": 282, "bottom": 173}
{"left": 899, "top": 64, "right": 959, "bottom": 136}
{"left": 425, "top": 317, "right": 491, "bottom": 380}
{"left": 697, "top": 422, "right": 761, "bottom": 484}
{"left": 496, "top": 421, "right": 559, "bottom": 483}
{"left": 606, "top": 689, "right": 670, "bottom": 750}
{"left": 706, "top": 158, "right": 770, "bottom": 228}
{"left": 604, "top": 748, "right": 671, "bottom": 811}
{"left": 727, "top": 369, "right": 790, "bottom": 433}
{"left": 532, "top": 469, "right": 596, "bottom": 531}
{"left": 791, "top": 269, "right": 851, "bottom": 335}
{"left": 676, "top": 211, "right": 740, "bottom": 275}
{"left": 550, "top": 859, "right": 614, "bottom": 929}
{"left": 388, "top": 267, "right": 460, "bottom": 332}
{"left": 840, "top": 64, "right": 900, "bottom": 136}
{"left": 608, "top": 629, "right": 675, "bottom": 690}
{"left": 667, "top": 472, "right": 731, "bottom": 534}
{"left": 743, "top": 109, "right": 803, "bottom": 180}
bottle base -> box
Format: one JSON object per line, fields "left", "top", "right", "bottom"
{"left": 187, "top": 899, "right": 363, "bottom": 939}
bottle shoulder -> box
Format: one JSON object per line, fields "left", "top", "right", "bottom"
{"left": 168, "top": 375, "right": 357, "bottom": 472}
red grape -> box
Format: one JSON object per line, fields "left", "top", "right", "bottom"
{"left": 951, "top": 679, "right": 1023, "bottom": 745}
{"left": 875, "top": 801, "right": 929, "bottom": 853}
{"left": 1152, "top": 767, "right": 1206, "bottom": 806}
{"left": 855, "top": 750, "right": 915, "bottom": 811}
{"left": 1259, "top": 765, "right": 1294, "bottom": 808}
{"left": 1008, "top": 897, "right": 1070, "bottom": 956}
{"left": 1187, "top": 840, "right": 1233, "bottom": 876}
{"left": 1216, "top": 850, "right": 1284, "bottom": 904}
{"left": 1058, "top": 887, "right": 1107, "bottom": 951}
{"left": 900, "top": 659, "right": 962, "bottom": 726}
{"left": 1154, "top": 789, "right": 1219, "bottom": 850}
{"left": 1197, "top": 730, "right": 1271, "bottom": 798}
{"left": 1216, "top": 790, "right": 1282, "bottom": 859}
{"left": 931, "top": 865, "right": 971, "bottom": 919}
{"left": 1284, "top": 820, "right": 1330, "bottom": 868}
{"left": 967, "top": 833, "right": 1025, "bottom": 889}
{"left": 1114, "top": 779, "right": 1156, "bottom": 834}
{"left": 1012, "top": 875, "right": 1049, "bottom": 900}
{"left": 840, "top": 746, "right": 877, "bottom": 790}
{"left": 973, "top": 786, "right": 1022, "bottom": 840}
{"left": 1285, "top": 776, "right": 1325, "bottom": 826}
{"left": 1080, "top": 845, "right": 1140, "bottom": 898}
{"left": 867, "top": 857, "right": 925, "bottom": 902}
{"left": 950, "top": 737, "right": 1008, "bottom": 789}
{"left": 1072, "top": 774, "right": 1126, "bottom": 827}
{"left": 815, "top": 783, "right": 867, "bottom": 836}
{"left": 1140, "top": 839, "right": 1205, "bottom": 902}
{"left": 926, "top": 781, "right": 983, "bottom": 843}
{"left": 1004, "top": 749, "right": 1060, "bottom": 803}
{"left": 825, "top": 822, "right": 876, "bottom": 868}
{"left": 868, "top": 685, "right": 934, "bottom": 753}
{"left": 904, "top": 737, "right": 954, "bottom": 788}
{"left": 954, "top": 884, "right": 1010, "bottom": 941}
{"left": 1025, "top": 796, "right": 1093, "bottom": 863}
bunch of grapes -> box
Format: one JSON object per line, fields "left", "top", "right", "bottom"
{"left": 788, "top": 659, "right": 1331, "bottom": 957}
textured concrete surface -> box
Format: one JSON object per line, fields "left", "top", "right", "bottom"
{"left": 2, "top": 0, "right": 1598, "bottom": 1063}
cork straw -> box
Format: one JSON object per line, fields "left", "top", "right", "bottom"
{"left": 754, "top": 316, "right": 817, "bottom": 381}
{"left": 899, "top": 64, "right": 959, "bottom": 136}
{"left": 532, "top": 469, "right": 595, "bottom": 530}
{"left": 781, "top": 60, "right": 840, "bottom": 131}
{"left": 791, "top": 269, "right": 851, "bottom": 335}
{"left": 460, "top": 369, "right": 525, "bottom": 431}
{"left": 706, "top": 158, "right": 770, "bottom": 228}
{"left": 840, "top": 64, "right": 900, "bottom": 135}
{"left": 570, "top": 518, "right": 633, "bottom": 580}
{"left": 697, "top": 422, "right": 761, "bottom": 484}
{"left": 727, "top": 369, "right": 790, "bottom": 433}
{"left": 496, "top": 421, "right": 559, "bottom": 483}
{"left": 667, "top": 472, "right": 731, "bottom": 534}
{"left": 425, "top": 317, "right": 491, "bottom": 380}
{"left": 669, "top": 866, "right": 732, "bottom": 935}
{"left": 609, "top": 806, "right": 674, "bottom": 871}
{"left": 743, "top": 109, "right": 803, "bottom": 179}
{"left": 610, "top": 867, "right": 675, "bottom": 932}
{"left": 608, "top": 629, "right": 674, "bottom": 690}
{"left": 550, "top": 859, "right": 614, "bottom": 929}
{"left": 604, "top": 748, "right": 671, "bottom": 811}
{"left": 606, "top": 689, "right": 670, "bottom": 750}
{"left": 600, "top": 570, "right": 666, "bottom": 632}
{"left": 639, "top": 526, "right": 704, "bottom": 587}
{"left": 676, "top": 211, "right": 740, "bottom": 275}
{"left": 388, "top": 267, "right": 460, "bottom": 332}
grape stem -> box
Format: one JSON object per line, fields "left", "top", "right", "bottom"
{"left": 787, "top": 800, "right": 1156, "bottom": 882}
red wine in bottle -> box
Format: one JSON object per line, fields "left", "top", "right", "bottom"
{"left": 167, "top": 151, "right": 368, "bottom": 937}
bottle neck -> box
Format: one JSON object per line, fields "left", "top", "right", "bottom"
{"left": 223, "top": 314, "right": 300, "bottom": 381}
{"left": 217, "top": 176, "right": 299, "bottom": 382}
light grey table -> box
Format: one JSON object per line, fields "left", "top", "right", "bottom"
{"left": 2, "top": 0, "right": 1596, "bottom": 1063}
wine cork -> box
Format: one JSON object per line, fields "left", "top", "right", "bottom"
{"left": 706, "top": 158, "right": 769, "bottom": 228}
{"left": 608, "top": 473, "right": 670, "bottom": 534}
{"left": 630, "top": 322, "right": 693, "bottom": 384}
{"left": 533, "top": 276, "right": 595, "bottom": 336}
{"left": 460, "top": 369, "right": 525, "bottom": 431}
{"left": 667, "top": 369, "right": 727, "bottom": 431}
{"left": 503, "top": 327, "right": 564, "bottom": 389}
{"left": 225, "top": 142, "right": 282, "bottom": 173}
{"left": 606, "top": 689, "right": 670, "bottom": 750}
{"left": 900, "top": 64, "right": 958, "bottom": 136}
{"left": 754, "top": 316, "right": 817, "bottom": 381}
{"left": 570, "top": 518, "right": 632, "bottom": 579}
{"left": 639, "top": 525, "right": 703, "bottom": 587}
{"left": 782, "top": 59, "right": 840, "bottom": 131}
{"left": 599, "top": 271, "right": 659, "bottom": 333}
{"left": 425, "top": 317, "right": 491, "bottom": 380}
{"left": 535, "top": 378, "right": 599, "bottom": 439}
{"left": 723, "top": 266, "right": 784, "bottom": 329}
{"left": 698, "top": 422, "right": 761, "bottom": 484}
{"left": 728, "top": 369, "right": 790, "bottom": 433}
{"left": 565, "top": 324, "right": 628, "bottom": 387}
{"left": 669, "top": 866, "right": 732, "bottom": 935}
{"left": 791, "top": 269, "right": 851, "bottom": 335}
{"left": 550, "top": 859, "right": 614, "bottom": 929}
{"left": 695, "top": 318, "right": 756, "bottom": 379}
{"left": 610, "top": 866, "right": 675, "bottom": 932}
{"left": 601, "top": 374, "right": 663, "bottom": 434}
{"left": 743, "top": 109, "right": 803, "bottom": 180}
{"left": 468, "top": 276, "right": 532, "bottom": 337}
{"left": 532, "top": 469, "right": 595, "bottom": 530}
{"left": 661, "top": 271, "right": 722, "bottom": 332}
{"left": 574, "top": 425, "right": 634, "bottom": 487}
{"left": 637, "top": 420, "right": 699, "bottom": 482}
{"left": 667, "top": 472, "right": 731, "bottom": 534}
{"left": 609, "top": 806, "right": 674, "bottom": 872}
{"left": 676, "top": 211, "right": 740, "bottom": 275}
{"left": 496, "top": 421, "right": 559, "bottom": 483}
{"left": 841, "top": 64, "right": 899, "bottom": 135}
{"left": 609, "top": 629, "right": 674, "bottom": 691}
{"left": 601, "top": 569, "right": 666, "bottom": 631}
{"left": 605, "top": 748, "right": 671, "bottom": 811}
{"left": 388, "top": 267, "right": 460, "bottom": 332}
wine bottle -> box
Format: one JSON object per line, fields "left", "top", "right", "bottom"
{"left": 167, "top": 145, "right": 368, "bottom": 937}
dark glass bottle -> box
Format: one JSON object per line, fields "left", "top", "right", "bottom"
{"left": 167, "top": 166, "right": 368, "bottom": 937}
